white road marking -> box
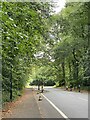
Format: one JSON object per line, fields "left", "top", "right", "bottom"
{"left": 78, "top": 97, "right": 88, "bottom": 102}
{"left": 41, "top": 93, "right": 69, "bottom": 119}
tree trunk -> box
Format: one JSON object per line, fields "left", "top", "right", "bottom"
{"left": 38, "top": 85, "right": 40, "bottom": 90}
{"left": 61, "top": 61, "right": 65, "bottom": 86}
{"left": 10, "top": 64, "right": 12, "bottom": 101}
{"left": 86, "top": 21, "right": 90, "bottom": 85}
{"left": 68, "top": 62, "right": 72, "bottom": 80}
{"left": 72, "top": 49, "right": 79, "bottom": 85}
{"left": 72, "top": 60, "right": 79, "bottom": 83}
{"left": 41, "top": 85, "right": 44, "bottom": 93}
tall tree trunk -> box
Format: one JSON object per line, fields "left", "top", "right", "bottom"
{"left": 68, "top": 62, "right": 72, "bottom": 80}
{"left": 83, "top": 23, "right": 90, "bottom": 86}
{"left": 72, "top": 60, "right": 79, "bottom": 82}
{"left": 61, "top": 61, "right": 65, "bottom": 86}
{"left": 10, "top": 64, "right": 12, "bottom": 101}
{"left": 72, "top": 49, "right": 79, "bottom": 85}
{"left": 86, "top": 17, "right": 90, "bottom": 85}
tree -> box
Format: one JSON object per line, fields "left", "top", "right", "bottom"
{"left": 49, "top": 2, "right": 89, "bottom": 88}
{"left": 2, "top": 2, "right": 53, "bottom": 102}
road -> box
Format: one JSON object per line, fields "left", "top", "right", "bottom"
{"left": 2, "top": 87, "right": 88, "bottom": 119}
{"left": 35, "top": 86, "right": 88, "bottom": 119}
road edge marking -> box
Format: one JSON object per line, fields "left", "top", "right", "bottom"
{"left": 78, "top": 97, "right": 88, "bottom": 102}
{"left": 41, "top": 93, "right": 69, "bottom": 119}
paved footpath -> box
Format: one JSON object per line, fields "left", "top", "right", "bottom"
{"left": 2, "top": 88, "right": 41, "bottom": 118}
{"left": 2, "top": 88, "right": 63, "bottom": 119}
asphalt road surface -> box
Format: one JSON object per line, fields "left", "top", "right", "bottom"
{"left": 3, "top": 87, "right": 88, "bottom": 119}
{"left": 36, "top": 86, "right": 88, "bottom": 119}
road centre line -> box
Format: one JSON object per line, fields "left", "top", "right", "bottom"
{"left": 41, "top": 93, "right": 69, "bottom": 119}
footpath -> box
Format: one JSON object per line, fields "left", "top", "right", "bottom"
{"left": 2, "top": 88, "right": 41, "bottom": 119}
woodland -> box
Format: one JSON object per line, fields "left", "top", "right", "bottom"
{"left": 1, "top": 2, "right": 90, "bottom": 103}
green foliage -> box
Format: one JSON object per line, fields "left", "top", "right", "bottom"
{"left": 2, "top": 2, "right": 90, "bottom": 104}
{"left": 2, "top": 2, "right": 52, "bottom": 103}
{"left": 51, "top": 2, "right": 90, "bottom": 88}
{"left": 30, "top": 79, "right": 55, "bottom": 86}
